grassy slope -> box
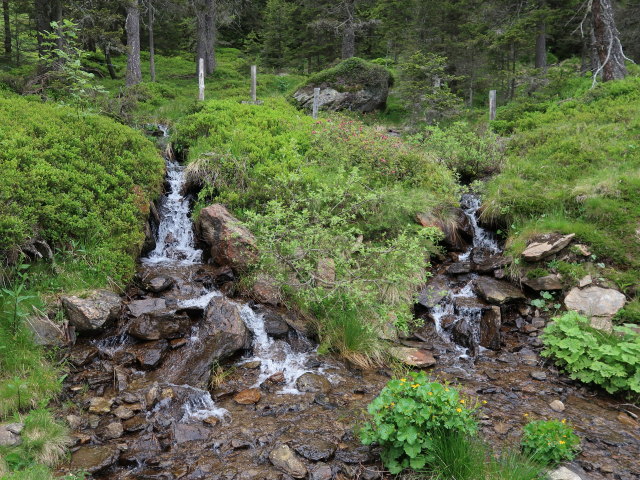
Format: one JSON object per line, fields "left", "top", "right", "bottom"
{"left": 484, "top": 72, "right": 640, "bottom": 310}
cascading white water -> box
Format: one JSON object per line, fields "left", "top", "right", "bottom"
{"left": 144, "top": 128, "right": 202, "bottom": 265}
{"left": 458, "top": 193, "right": 501, "bottom": 261}
{"left": 239, "top": 304, "right": 318, "bottom": 394}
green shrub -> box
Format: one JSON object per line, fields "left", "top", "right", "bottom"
{"left": 541, "top": 311, "right": 640, "bottom": 394}
{"left": 521, "top": 419, "right": 580, "bottom": 466}
{"left": 360, "top": 372, "right": 477, "bottom": 474}
{"left": 299, "top": 57, "right": 393, "bottom": 92}
{"left": 614, "top": 298, "right": 640, "bottom": 325}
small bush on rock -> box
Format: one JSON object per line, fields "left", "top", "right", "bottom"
{"left": 521, "top": 419, "right": 580, "bottom": 466}
{"left": 541, "top": 311, "right": 640, "bottom": 394}
{"left": 360, "top": 372, "right": 477, "bottom": 474}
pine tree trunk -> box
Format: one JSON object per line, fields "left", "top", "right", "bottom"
{"left": 535, "top": 21, "right": 546, "bottom": 71}
{"left": 3, "top": 0, "right": 10, "bottom": 59}
{"left": 591, "top": 0, "right": 627, "bottom": 82}
{"left": 125, "top": 0, "right": 142, "bottom": 86}
{"left": 148, "top": 4, "right": 156, "bottom": 82}
{"left": 104, "top": 45, "right": 117, "bottom": 80}
{"left": 195, "top": 0, "right": 216, "bottom": 76}
{"left": 341, "top": 23, "right": 355, "bottom": 59}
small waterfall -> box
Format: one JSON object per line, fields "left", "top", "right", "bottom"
{"left": 144, "top": 128, "right": 202, "bottom": 265}
{"left": 240, "top": 305, "right": 317, "bottom": 394}
{"left": 458, "top": 193, "right": 501, "bottom": 261}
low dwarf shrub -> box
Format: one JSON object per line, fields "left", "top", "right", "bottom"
{"left": 521, "top": 419, "right": 580, "bottom": 466}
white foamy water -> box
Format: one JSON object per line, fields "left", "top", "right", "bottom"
{"left": 178, "top": 289, "right": 222, "bottom": 310}
{"left": 239, "top": 304, "right": 317, "bottom": 394}
{"left": 458, "top": 193, "right": 501, "bottom": 260}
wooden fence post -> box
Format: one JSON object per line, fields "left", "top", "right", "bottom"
{"left": 489, "top": 90, "right": 497, "bottom": 121}
{"left": 250, "top": 65, "right": 257, "bottom": 103}
{"left": 312, "top": 87, "right": 320, "bottom": 119}
{"left": 198, "top": 58, "right": 205, "bottom": 101}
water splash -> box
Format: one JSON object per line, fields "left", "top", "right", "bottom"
{"left": 239, "top": 304, "right": 317, "bottom": 394}
{"left": 458, "top": 193, "right": 501, "bottom": 260}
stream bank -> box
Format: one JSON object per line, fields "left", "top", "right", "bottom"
{"left": 56, "top": 132, "right": 639, "bottom": 480}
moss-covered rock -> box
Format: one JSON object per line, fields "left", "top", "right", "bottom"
{"left": 293, "top": 58, "right": 393, "bottom": 113}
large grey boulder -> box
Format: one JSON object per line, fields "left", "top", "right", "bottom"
{"left": 293, "top": 58, "right": 392, "bottom": 113}
{"left": 197, "top": 204, "right": 258, "bottom": 273}
{"left": 128, "top": 312, "right": 190, "bottom": 341}
{"left": 61, "top": 290, "right": 121, "bottom": 333}
{"left": 564, "top": 286, "right": 626, "bottom": 331}
{"left": 522, "top": 233, "right": 575, "bottom": 262}
{"left": 0, "top": 423, "right": 23, "bottom": 447}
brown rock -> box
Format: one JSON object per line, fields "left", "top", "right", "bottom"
{"left": 234, "top": 388, "right": 261, "bottom": 405}
{"left": 69, "top": 445, "right": 120, "bottom": 473}
{"left": 269, "top": 444, "right": 308, "bottom": 479}
{"left": 523, "top": 274, "right": 563, "bottom": 291}
{"left": 473, "top": 277, "right": 526, "bottom": 305}
{"left": 61, "top": 290, "right": 121, "bottom": 333}
{"left": 493, "top": 422, "right": 512, "bottom": 435}
{"left": 522, "top": 233, "right": 575, "bottom": 262}
{"left": 388, "top": 346, "right": 436, "bottom": 368}
{"left": 88, "top": 397, "right": 113, "bottom": 414}
{"left": 480, "top": 306, "right": 501, "bottom": 350}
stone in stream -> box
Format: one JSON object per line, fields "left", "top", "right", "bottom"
{"left": 447, "top": 262, "right": 472, "bottom": 275}
{"left": 530, "top": 371, "right": 547, "bottom": 381}
{"left": 295, "top": 373, "right": 332, "bottom": 394}
{"left": 197, "top": 203, "right": 258, "bottom": 273}
{"left": 417, "top": 274, "right": 449, "bottom": 309}
{"left": 69, "top": 445, "right": 120, "bottom": 474}
{"left": 473, "top": 277, "right": 526, "bottom": 305}
{"left": 548, "top": 466, "right": 584, "bottom": 480}
{"left": 523, "top": 274, "right": 563, "bottom": 291}
{"left": 564, "top": 286, "right": 626, "bottom": 332}
{"left": 261, "top": 310, "right": 290, "bottom": 339}
{"left": 142, "top": 275, "right": 174, "bottom": 293}
{"left": 480, "top": 306, "right": 501, "bottom": 350}
{"left": 127, "top": 298, "right": 167, "bottom": 318}
{"left": 549, "top": 400, "right": 565, "bottom": 412}
{"left": 293, "top": 437, "right": 336, "bottom": 461}
{"left": 310, "top": 463, "right": 333, "bottom": 480}
{"left": 388, "top": 346, "right": 436, "bottom": 368}
{"left": 88, "top": 396, "right": 113, "bottom": 414}
{"left": 234, "top": 388, "right": 261, "bottom": 405}
{"left": 131, "top": 339, "right": 168, "bottom": 369}
{"left": 61, "top": 290, "right": 121, "bottom": 333}
{"left": 269, "top": 444, "right": 308, "bottom": 478}
{"left": 128, "top": 312, "right": 190, "bottom": 341}
{"left": 69, "top": 345, "right": 98, "bottom": 367}
{"left": 99, "top": 421, "right": 123, "bottom": 440}
{"left": 473, "top": 255, "right": 511, "bottom": 273}
{"left": 521, "top": 233, "right": 575, "bottom": 262}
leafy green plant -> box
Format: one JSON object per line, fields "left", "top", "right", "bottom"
{"left": 521, "top": 419, "right": 580, "bottom": 466}
{"left": 1, "top": 261, "right": 34, "bottom": 336}
{"left": 530, "top": 291, "right": 561, "bottom": 314}
{"left": 360, "top": 372, "right": 477, "bottom": 474}
{"left": 542, "top": 311, "right": 640, "bottom": 394}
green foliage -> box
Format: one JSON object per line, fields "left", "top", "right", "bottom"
{"left": 530, "top": 291, "right": 561, "bottom": 314}
{"left": 360, "top": 373, "right": 477, "bottom": 474}
{"left": 0, "top": 94, "right": 164, "bottom": 282}
{"left": 396, "top": 52, "right": 463, "bottom": 124}
{"left": 301, "top": 57, "right": 393, "bottom": 92}
{"left": 541, "top": 312, "right": 640, "bottom": 394}
{"left": 521, "top": 419, "right": 580, "bottom": 466}
{"left": 176, "top": 98, "right": 457, "bottom": 360}
{"left": 614, "top": 298, "right": 640, "bottom": 325}
{"left": 526, "top": 268, "right": 549, "bottom": 279}
{"left": 409, "top": 121, "right": 504, "bottom": 181}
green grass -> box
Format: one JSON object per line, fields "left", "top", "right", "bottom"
{"left": 484, "top": 73, "right": 640, "bottom": 300}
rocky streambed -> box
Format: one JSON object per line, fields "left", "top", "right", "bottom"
{"left": 52, "top": 135, "right": 639, "bottom": 480}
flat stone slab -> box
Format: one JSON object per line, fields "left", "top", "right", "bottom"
{"left": 522, "top": 233, "right": 575, "bottom": 262}
{"left": 417, "top": 275, "right": 449, "bottom": 308}
{"left": 523, "top": 274, "right": 563, "bottom": 291}
{"left": 388, "top": 346, "right": 436, "bottom": 368}
{"left": 473, "top": 277, "right": 526, "bottom": 305}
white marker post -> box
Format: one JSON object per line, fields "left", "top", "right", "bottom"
{"left": 250, "top": 65, "right": 257, "bottom": 103}
{"left": 312, "top": 87, "right": 320, "bottom": 119}
{"left": 489, "top": 90, "right": 497, "bottom": 121}
{"left": 198, "top": 58, "right": 205, "bottom": 101}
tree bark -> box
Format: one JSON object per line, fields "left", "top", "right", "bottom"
{"left": 3, "top": 0, "right": 10, "bottom": 59}
{"left": 104, "top": 45, "right": 117, "bottom": 80}
{"left": 34, "top": 0, "right": 62, "bottom": 55}
{"left": 341, "top": 23, "right": 355, "bottom": 59}
{"left": 535, "top": 20, "right": 546, "bottom": 71}
{"left": 148, "top": 2, "right": 155, "bottom": 82}
{"left": 125, "top": 0, "right": 142, "bottom": 87}
{"left": 195, "top": 0, "right": 216, "bottom": 76}
{"left": 591, "top": 0, "right": 627, "bottom": 82}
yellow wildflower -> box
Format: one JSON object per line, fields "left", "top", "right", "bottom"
{"left": 456, "top": 408, "right": 462, "bottom": 413}
{"left": 482, "top": 400, "right": 487, "bottom": 404}
{"left": 561, "top": 419, "right": 566, "bottom": 424}
{"left": 559, "top": 440, "right": 566, "bottom": 445}
{"left": 428, "top": 392, "right": 433, "bottom": 396}
{"left": 400, "top": 378, "right": 407, "bottom": 382}
{"left": 460, "top": 399, "right": 465, "bottom": 404}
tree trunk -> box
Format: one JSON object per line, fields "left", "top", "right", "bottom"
{"left": 591, "top": 0, "right": 627, "bottom": 82}
{"left": 341, "top": 22, "right": 355, "bottom": 59}
{"left": 125, "top": 0, "right": 142, "bottom": 87}
{"left": 3, "top": 0, "right": 10, "bottom": 59}
{"left": 34, "top": 0, "right": 61, "bottom": 55}
{"left": 535, "top": 20, "right": 546, "bottom": 71}
{"left": 104, "top": 45, "right": 117, "bottom": 80}
{"left": 195, "top": 0, "right": 216, "bottom": 76}
{"left": 148, "top": 3, "right": 155, "bottom": 82}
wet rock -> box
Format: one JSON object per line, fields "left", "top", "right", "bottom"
{"left": 480, "top": 306, "right": 501, "bottom": 350}
{"left": 310, "top": 463, "right": 333, "bottom": 480}
{"left": 617, "top": 412, "right": 640, "bottom": 428}
{"left": 262, "top": 311, "right": 290, "bottom": 339}
{"left": 564, "top": 286, "right": 626, "bottom": 329}
{"left": 269, "top": 444, "right": 308, "bottom": 479}
{"left": 234, "top": 388, "right": 261, "bottom": 405}
{"left": 447, "top": 262, "right": 472, "bottom": 275}
{"left": 62, "top": 290, "right": 121, "bottom": 333}
{"left": 123, "top": 416, "right": 147, "bottom": 433}
{"left": 416, "top": 208, "right": 472, "bottom": 250}
{"left": 173, "top": 423, "right": 210, "bottom": 444}
{"left": 69, "top": 345, "right": 98, "bottom": 367}
{"left": 335, "top": 445, "right": 373, "bottom": 464}
{"left": 100, "top": 421, "right": 124, "bottom": 440}
{"left": 549, "top": 400, "right": 565, "bottom": 412}
{"left": 197, "top": 204, "right": 258, "bottom": 272}
{"left": 119, "top": 433, "right": 161, "bottom": 465}
{"left": 531, "top": 317, "right": 546, "bottom": 329}
{"left": 417, "top": 275, "right": 449, "bottom": 309}
{"left": 387, "top": 346, "right": 436, "bottom": 368}
{"left": 522, "top": 233, "right": 575, "bottom": 262}
{"left": 523, "top": 274, "right": 563, "bottom": 291}
{"left": 493, "top": 422, "right": 511, "bottom": 435}
{"left": 129, "top": 312, "right": 190, "bottom": 341}
{"left": 157, "top": 297, "right": 249, "bottom": 385}
{"left": 0, "top": 423, "right": 23, "bottom": 447}
{"left": 252, "top": 273, "right": 282, "bottom": 306}
{"left": 114, "top": 405, "right": 135, "bottom": 420}
{"left": 127, "top": 298, "right": 167, "bottom": 318}
{"left": 548, "top": 466, "right": 583, "bottom": 480}
{"left": 294, "top": 438, "right": 336, "bottom": 461}
{"left": 452, "top": 319, "right": 476, "bottom": 353}
{"left": 473, "top": 255, "right": 511, "bottom": 273}
{"left": 295, "top": 373, "right": 332, "bottom": 394}
{"left": 473, "top": 277, "right": 526, "bottom": 305}
{"left": 131, "top": 340, "right": 168, "bottom": 369}
{"left": 69, "top": 445, "right": 120, "bottom": 473}
{"left": 143, "top": 275, "right": 174, "bottom": 293}
{"left": 88, "top": 396, "right": 113, "bottom": 414}
{"left": 282, "top": 312, "right": 314, "bottom": 336}
{"left": 66, "top": 415, "right": 83, "bottom": 430}
{"left": 243, "top": 361, "right": 262, "bottom": 369}
{"left": 261, "top": 372, "right": 286, "bottom": 392}
{"left": 531, "top": 371, "right": 547, "bottom": 381}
